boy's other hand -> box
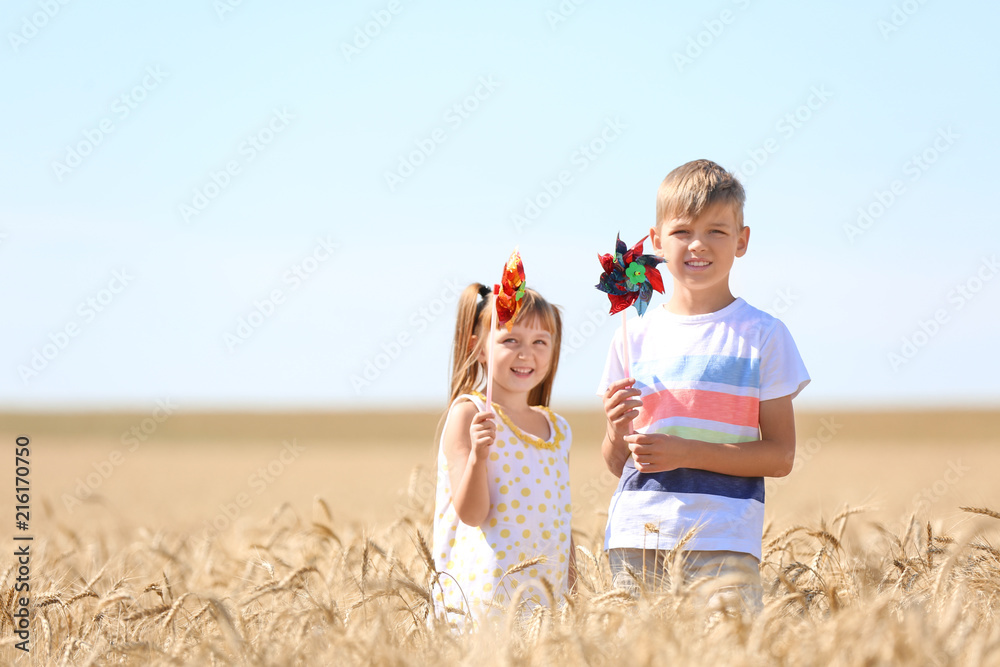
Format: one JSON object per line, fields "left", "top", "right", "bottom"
{"left": 470, "top": 410, "right": 497, "bottom": 456}
{"left": 625, "top": 432, "right": 688, "bottom": 473}
{"left": 603, "top": 378, "right": 641, "bottom": 437}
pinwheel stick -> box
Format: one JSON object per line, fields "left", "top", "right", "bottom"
{"left": 621, "top": 310, "right": 633, "bottom": 435}
{"left": 483, "top": 284, "right": 499, "bottom": 413}
{"left": 621, "top": 311, "right": 631, "bottom": 380}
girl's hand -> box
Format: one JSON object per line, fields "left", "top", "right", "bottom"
{"left": 469, "top": 410, "right": 497, "bottom": 458}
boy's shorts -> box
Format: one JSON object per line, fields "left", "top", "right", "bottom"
{"left": 608, "top": 548, "right": 763, "bottom": 615}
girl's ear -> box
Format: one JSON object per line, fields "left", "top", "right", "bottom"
{"left": 467, "top": 334, "right": 478, "bottom": 354}
{"left": 474, "top": 332, "right": 491, "bottom": 364}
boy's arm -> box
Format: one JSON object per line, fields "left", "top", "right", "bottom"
{"left": 601, "top": 378, "right": 641, "bottom": 477}
{"left": 625, "top": 394, "right": 796, "bottom": 477}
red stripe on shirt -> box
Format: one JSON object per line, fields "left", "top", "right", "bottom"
{"left": 634, "top": 388, "right": 759, "bottom": 431}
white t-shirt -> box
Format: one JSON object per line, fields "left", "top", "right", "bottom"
{"left": 596, "top": 298, "right": 809, "bottom": 559}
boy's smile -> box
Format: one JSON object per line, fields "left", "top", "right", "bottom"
{"left": 650, "top": 201, "right": 750, "bottom": 314}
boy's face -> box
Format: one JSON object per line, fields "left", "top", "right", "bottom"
{"left": 650, "top": 202, "right": 750, "bottom": 296}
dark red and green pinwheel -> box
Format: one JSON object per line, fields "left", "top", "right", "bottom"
{"left": 596, "top": 233, "right": 665, "bottom": 316}
{"left": 496, "top": 249, "right": 526, "bottom": 330}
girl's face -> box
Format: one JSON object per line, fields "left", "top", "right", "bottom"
{"left": 479, "top": 317, "right": 554, "bottom": 396}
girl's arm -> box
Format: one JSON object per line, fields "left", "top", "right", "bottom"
{"left": 442, "top": 400, "right": 497, "bottom": 527}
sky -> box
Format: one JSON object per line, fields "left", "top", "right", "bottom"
{"left": 2, "top": 0, "right": 999, "bottom": 412}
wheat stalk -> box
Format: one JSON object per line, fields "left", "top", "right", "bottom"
{"left": 959, "top": 506, "right": 1000, "bottom": 520}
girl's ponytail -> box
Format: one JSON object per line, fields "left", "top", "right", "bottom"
{"left": 448, "top": 283, "right": 492, "bottom": 404}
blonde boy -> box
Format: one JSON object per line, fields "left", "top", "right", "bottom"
{"left": 598, "top": 159, "right": 810, "bottom": 611}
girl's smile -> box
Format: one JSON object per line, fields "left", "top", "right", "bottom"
{"left": 482, "top": 319, "right": 553, "bottom": 398}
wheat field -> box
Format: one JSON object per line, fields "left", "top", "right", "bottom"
{"left": 1, "top": 409, "right": 999, "bottom": 665}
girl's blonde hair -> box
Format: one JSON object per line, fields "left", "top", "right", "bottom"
{"left": 448, "top": 283, "right": 562, "bottom": 407}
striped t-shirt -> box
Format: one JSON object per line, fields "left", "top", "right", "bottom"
{"left": 596, "top": 298, "right": 809, "bottom": 559}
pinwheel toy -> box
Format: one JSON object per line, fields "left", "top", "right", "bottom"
{"left": 484, "top": 249, "right": 526, "bottom": 410}
{"left": 596, "top": 233, "right": 665, "bottom": 388}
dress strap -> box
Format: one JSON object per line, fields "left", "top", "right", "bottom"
{"left": 454, "top": 393, "right": 487, "bottom": 412}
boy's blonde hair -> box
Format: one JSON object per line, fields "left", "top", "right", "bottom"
{"left": 448, "top": 283, "right": 562, "bottom": 408}
{"left": 656, "top": 159, "right": 746, "bottom": 229}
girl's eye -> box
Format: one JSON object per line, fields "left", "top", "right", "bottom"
{"left": 534, "top": 339, "right": 548, "bottom": 346}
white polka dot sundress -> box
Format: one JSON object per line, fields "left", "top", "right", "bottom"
{"left": 432, "top": 392, "right": 572, "bottom": 626}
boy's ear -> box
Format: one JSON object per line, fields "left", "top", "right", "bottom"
{"left": 736, "top": 225, "right": 750, "bottom": 258}
{"left": 649, "top": 225, "right": 665, "bottom": 257}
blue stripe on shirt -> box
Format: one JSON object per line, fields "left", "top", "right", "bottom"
{"left": 632, "top": 355, "right": 760, "bottom": 390}
{"left": 621, "top": 465, "right": 765, "bottom": 502}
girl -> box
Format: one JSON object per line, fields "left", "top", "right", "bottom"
{"left": 432, "top": 283, "right": 574, "bottom": 627}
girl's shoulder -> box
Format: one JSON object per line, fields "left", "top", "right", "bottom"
{"left": 448, "top": 393, "right": 486, "bottom": 414}
{"left": 440, "top": 394, "right": 485, "bottom": 443}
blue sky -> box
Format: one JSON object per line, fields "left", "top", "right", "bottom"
{"left": 2, "top": 0, "right": 998, "bottom": 411}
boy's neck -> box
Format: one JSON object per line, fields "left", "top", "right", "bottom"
{"left": 665, "top": 286, "right": 737, "bottom": 316}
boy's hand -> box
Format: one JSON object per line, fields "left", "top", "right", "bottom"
{"left": 469, "top": 410, "right": 497, "bottom": 458}
{"left": 625, "top": 432, "right": 689, "bottom": 473}
{"left": 603, "top": 378, "right": 641, "bottom": 438}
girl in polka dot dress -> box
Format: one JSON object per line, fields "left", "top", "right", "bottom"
{"left": 432, "top": 283, "right": 574, "bottom": 628}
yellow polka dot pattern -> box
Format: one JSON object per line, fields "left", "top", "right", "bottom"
{"left": 432, "top": 394, "right": 572, "bottom": 625}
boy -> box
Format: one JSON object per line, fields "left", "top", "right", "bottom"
{"left": 598, "top": 159, "right": 809, "bottom": 612}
